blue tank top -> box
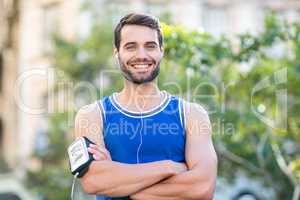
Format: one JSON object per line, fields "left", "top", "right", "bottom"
{"left": 95, "top": 91, "right": 186, "bottom": 200}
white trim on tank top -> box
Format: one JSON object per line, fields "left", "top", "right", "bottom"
{"left": 110, "top": 90, "right": 171, "bottom": 118}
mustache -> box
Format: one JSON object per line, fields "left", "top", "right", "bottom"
{"left": 127, "top": 58, "right": 155, "bottom": 65}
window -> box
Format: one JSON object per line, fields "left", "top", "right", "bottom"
{"left": 146, "top": 2, "right": 172, "bottom": 23}
{"left": 202, "top": 4, "right": 228, "bottom": 36}
{"left": 146, "top": 3, "right": 164, "bottom": 17}
{"left": 43, "top": 3, "right": 60, "bottom": 53}
{"left": 107, "top": 2, "right": 132, "bottom": 26}
{"left": 278, "top": 9, "right": 300, "bottom": 23}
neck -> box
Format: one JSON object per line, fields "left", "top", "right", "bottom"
{"left": 116, "top": 79, "right": 164, "bottom": 112}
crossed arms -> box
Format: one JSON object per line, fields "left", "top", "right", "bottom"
{"left": 74, "top": 101, "right": 218, "bottom": 200}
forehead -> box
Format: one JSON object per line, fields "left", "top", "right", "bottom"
{"left": 120, "top": 25, "right": 159, "bottom": 45}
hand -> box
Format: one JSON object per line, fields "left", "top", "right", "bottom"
{"left": 130, "top": 193, "right": 143, "bottom": 200}
{"left": 88, "top": 144, "right": 112, "bottom": 161}
{"left": 171, "top": 161, "right": 188, "bottom": 175}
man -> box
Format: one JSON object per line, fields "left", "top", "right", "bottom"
{"left": 74, "top": 13, "right": 217, "bottom": 200}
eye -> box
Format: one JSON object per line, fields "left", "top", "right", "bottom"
{"left": 125, "top": 44, "right": 136, "bottom": 51}
{"left": 145, "top": 44, "right": 157, "bottom": 50}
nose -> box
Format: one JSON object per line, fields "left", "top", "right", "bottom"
{"left": 136, "top": 47, "right": 148, "bottom": 59}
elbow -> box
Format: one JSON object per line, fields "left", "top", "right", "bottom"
{"left": 199, "top": 186, "right": 215, "bottom": 200}
{"left": 80, "top": 172, "right": 107, "bottom": 195}
{"left": 187, "top": 182, "right": 215, "bottom": 200}
{"left": 80, "top": 175, "right": 99, "bottom": 195}
{"left": 81, "top": 173, "right": 114, "bottom": 196}
{"left": 80, "top": 161, "right": 111, "bottom": 195}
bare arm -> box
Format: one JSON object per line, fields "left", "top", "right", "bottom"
{"left": 130, "top": 102, "right": 218, "bottom": 200}
{"left": 74, "top": 102, "right": 186, "bottom": 197}
{"left": 82, "top": 159, "right": 183, "bottom": 197}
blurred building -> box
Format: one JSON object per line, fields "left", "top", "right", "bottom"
{"left": 0, "top": 0, "right": 80, "bottom": 171}
{"left": 17, "top": 0, "right": 80, "bottom": 170}
{"left": 0, "top": 0, "right": 20, "bottom": 169}
{"left": 0, "top": 0, "right": 299, "bottom": 182}
{"left": 98, "top": 0, "right": 300, "bottom": 37}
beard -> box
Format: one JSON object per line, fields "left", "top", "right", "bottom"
{"left": 118, "top": 57, "right": 160, "bottom": 84}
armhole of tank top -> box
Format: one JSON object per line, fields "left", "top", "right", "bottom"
{"left": 178, "top": 98, "right": 186, "bottom": 134}
{"left": 96, "top": 99, "right": 106, "bottom": 135}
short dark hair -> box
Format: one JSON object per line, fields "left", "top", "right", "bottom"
{"left": 114, "top": 13, "right": 163, "bottom": 50}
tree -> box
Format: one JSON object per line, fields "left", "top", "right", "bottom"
{"left": 159, "top": 13, "right": 300, "bottom": 199}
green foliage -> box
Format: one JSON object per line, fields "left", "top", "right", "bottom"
{"left": 53, "top": 23, "right": 114, "bottom": 81}
{"left": 0, "top": 154, "right": 10, "bottom": 173}
{"left": 26, "top": 164, "right": 70, "bottom": 200}
{"left": 25, "top": 113, "right": 72, "bottom": 200}
{"left": 160, "top": 13, "right": 300, "bottom": 199}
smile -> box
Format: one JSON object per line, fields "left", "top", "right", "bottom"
{"left": 131, "top": 64, "right": 152, "bottom": 69}
{"left": 130, "top": 63, "right": 153, "bottom": 69}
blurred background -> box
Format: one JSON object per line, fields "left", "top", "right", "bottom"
{"left": 0, "top": 0, "right": 300, "bottom": 199}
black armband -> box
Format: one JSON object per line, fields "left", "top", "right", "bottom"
{"left": 68, "top": 136, "right": 95, "bottom": 178}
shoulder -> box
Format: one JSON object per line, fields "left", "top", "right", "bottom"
{"left": 181, "top": 99, "right": 211, "bottom": 133}
{"left": 182, "top": 100, "right": 209, "bottom": 120}
{"left": 75, "top": 101, "right": 102, "bottom": 122}
{"left": 74, "top": 101, "right": 104, "bottom": 145}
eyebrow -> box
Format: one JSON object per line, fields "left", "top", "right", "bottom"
{"left": 123, "top": 41, "right": 158, "bottom": 47}
{"left": 123, "top": 42, "right": 137, "bottom": 47}
{"left": 145, "top": 41, "right": 158, "bottom": 46}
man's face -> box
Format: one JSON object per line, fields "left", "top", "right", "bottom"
{"left": 115, "top": 25, "right": 164, "bottom": 84}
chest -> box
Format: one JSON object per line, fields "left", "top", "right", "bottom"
{"left": 103, "top": 115, "right": 186, "bottom": 163}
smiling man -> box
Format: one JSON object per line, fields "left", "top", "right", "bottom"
{"left": 74, "top": 13, "right": 217, "bottom": 200}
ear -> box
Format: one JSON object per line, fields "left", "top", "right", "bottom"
{"left": 161, "top": 46, "right": 164, "bottom": 53}
{"left": 113, "top": 48, "right": 119, "bottom": 59}
{"left": 160, "top": 46, "right": 164, "bottom": 58}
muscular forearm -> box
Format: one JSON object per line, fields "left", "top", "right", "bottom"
{"left": 130, "top": 166, "right": 215, "bottom": 200}
{"left": 80, "top": 160, "right": 184, "bottom": 197}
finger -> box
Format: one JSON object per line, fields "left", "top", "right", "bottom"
{"left": 93, "top": 153, "right": 106, "bottom": 161}
{"left": 88, "top": 147, "right": 106, "bottom": 157}
{"left": 95, "top": 146, "right": 111, "bottom": 159}
{"left": 89, "top": 144, "right": 106, "bottom": 152}
{"left": 89, "top": 145, "right": 111, "bottom": 160}
{"left": 88, "top": 148, "right": 107, "bottom": 161}
{"left": 88, "top": 146, "right": 109, "bottom": 158}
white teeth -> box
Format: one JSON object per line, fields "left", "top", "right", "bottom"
{"left": 132, "top": 64, "right": 151, "bottom": 68}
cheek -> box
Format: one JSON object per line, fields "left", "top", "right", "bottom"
{"left": 151, "top": 51, "right": 163, "bottom": 62}
{"left": 118, "top": 53, "right": 130, "bottom": 64}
